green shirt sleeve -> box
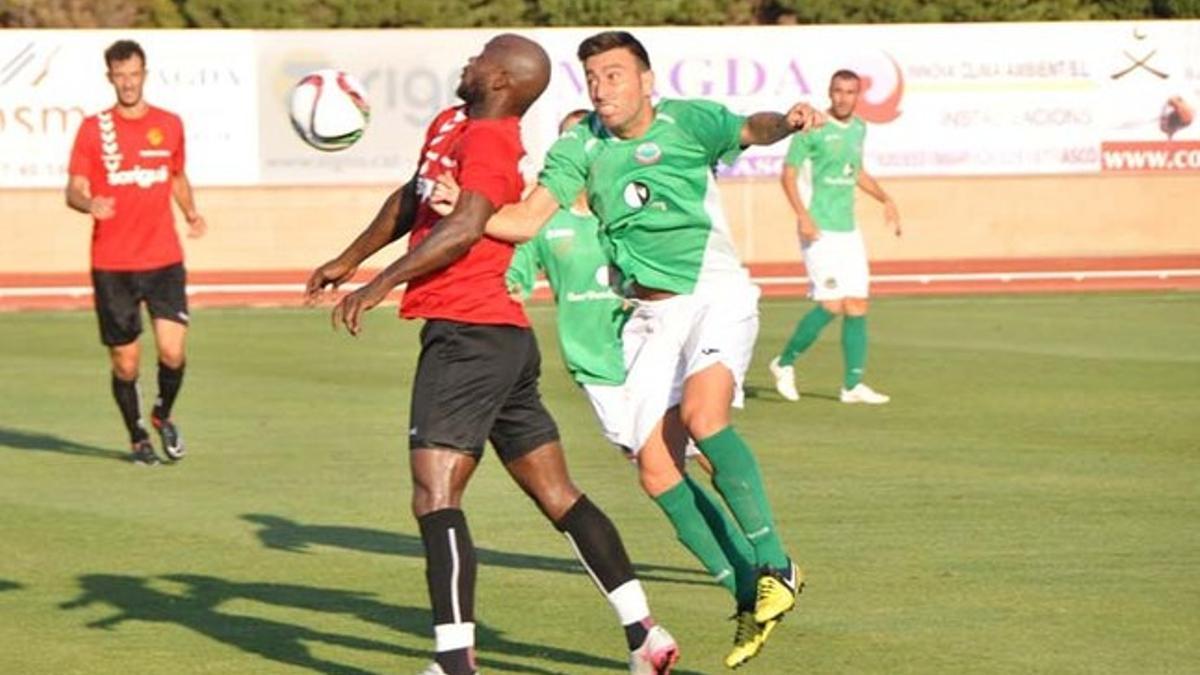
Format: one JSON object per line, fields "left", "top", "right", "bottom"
{"left": 671, "top": 99, "right": 746, "bottom": 166}
{"left": 784, "top": 131, "right": 811, "bottom": 167}
{"left": 538, "top": 122, "right": 590, "bottom": 210}
{"left": 505, "top": 241, "right": 540, "bottom": 300}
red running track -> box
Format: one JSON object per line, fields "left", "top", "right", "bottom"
{"left": 2, "top": 255, "right": 1198, "bottom": 311}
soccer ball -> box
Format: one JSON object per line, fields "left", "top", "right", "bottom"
{"left": 288, "top": 69, "right": 370, "bottom": 152}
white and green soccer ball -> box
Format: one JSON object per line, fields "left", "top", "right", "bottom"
{"left": 288, "top": 68, "right": 370, "bottom": 152}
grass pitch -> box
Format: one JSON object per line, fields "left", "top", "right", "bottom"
{"left": 1, "top": 293, "right": 1197, "bottom": 674}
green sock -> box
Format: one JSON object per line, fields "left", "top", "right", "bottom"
{"left": 780, "top": 305, "right": 834, "bottom": 364}
{"left": 697, "top": 426, "right": 789, "bottom": 570}
{"left": 842, "top": 314, "right": 868, "bottom": 389}
{"left": 652, "top": 479, "right": 740, "bottom": 602}
{"left": 686, "top": 474, "right": 758, "bottom": 608}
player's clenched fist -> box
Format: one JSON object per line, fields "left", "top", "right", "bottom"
{"left": 785, "top": 103, "right": 824, "bottom": 132}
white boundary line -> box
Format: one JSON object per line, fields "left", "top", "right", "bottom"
{"left": 2, "top": 269, "right": 1199, "bottom": 299}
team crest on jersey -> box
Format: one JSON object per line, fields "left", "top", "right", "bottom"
{"left": 634, "top": 142, "right": 662, "bottom": 165}
{"left": 824, "top": 277, "right": 839, "bottom": 290}
{"left": 147, "top": 127, "right": 164, "bottom": 146}
{"left": 623, "top": 181, "right": 651, "bottom": 208}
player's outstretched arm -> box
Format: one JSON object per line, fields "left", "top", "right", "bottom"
{"left": 305, "top": 180, "right": 418, "bottom": 303}
{"left": 740, "top": 103, "right": 824, "bottom": 147}
{"left": 431, "top": 173, "right": 557, "bottom": 243}
{"left": 856, "top": 170, "right": 901, "bottom": 236}
{"left": 331, "top": 189, "right": 494, "bottom": 336}
{"left": 170, "top": 171, "right": 206, "bottom": 238}
{"left": 486, "top": 186, "right": 558, "bottom": 243}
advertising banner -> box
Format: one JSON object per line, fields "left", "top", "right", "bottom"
{"left": 2, "top": 22, "right": 1197, "bottom": 188}
{"left": 0, "top": 30, "right": 259, "bottom": 188}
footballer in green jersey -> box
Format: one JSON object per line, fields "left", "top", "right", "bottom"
{"left": 769, "top": 69, "right": 903, "bottom": 406}
{"left": 437, "top": 32, "right": 820, "bottom": 669}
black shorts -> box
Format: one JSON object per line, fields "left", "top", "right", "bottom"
{"left": 409, "top": 319, "right": 560, "bottom": 462}
{"left": 91, "top": 263, "right": 189, "bottom": 347}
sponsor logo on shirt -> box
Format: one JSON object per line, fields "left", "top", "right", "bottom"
{"left": 623, "top": 181, "right": 651, "bottom": 208}
{"left": 96, "top": 111, "right": 171, "bottom": 189}
{"left": 634, "top": 142, "right": 662, "bottom": 165}
{"left": 107, "top": 164, "right": 170, "bottom": 188}
{"left": 565, "top": 290, "right": 618, "bottom": 303}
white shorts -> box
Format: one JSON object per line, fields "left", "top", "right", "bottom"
{"left": 620, "top": 281, "right": 760, "bottom": 453}
{"left": 582, "top": 382, "right": 701, "bottom": 459}
{"left": 802, "top": 228, "right": 870, "bottom": 301}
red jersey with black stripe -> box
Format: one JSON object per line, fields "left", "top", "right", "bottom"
{"left": 68, "top": 105, "right": 185, "bottom": 272}
{"left": 400, "top": 105, "right": 529, "bottom": 327}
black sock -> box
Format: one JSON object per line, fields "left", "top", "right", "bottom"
{"left": 152, "top": 361, "right": 185, "bottom": 421}
{"left": 555, "top": 495, "right": 649, "bottom": 650}
{"left": 111, "top": 374, "right": 147, "bottom": 444}
{"left": 418, "top": 508, "right": 477, "bottom": 673}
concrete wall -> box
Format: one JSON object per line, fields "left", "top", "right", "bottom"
{"left": 2, "top": 173, "right": 1197, "bottom": 275}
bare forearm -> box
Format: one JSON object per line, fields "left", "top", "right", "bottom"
{"left": 66, "top": 186, "right": 91, "bottom": 214}
{"left": 484, "top": 185, "right": 559, "bottom": 243}
{"left": 857, "top": 172, "right": 892, "bottom": 204}
{"left": 741, "top": 112, "right": 794, "bottom": 147}
{"left": 780, "top": 167, "right": 809, "bottom": 218}
{"left": 171, "top": 176, "right": 198, "bottom": 218}
{"left": 371, "top": 215, "right": 479, "bottom": 291}
{"left": 337, "top": 184, "right": 412, "bottom": 266}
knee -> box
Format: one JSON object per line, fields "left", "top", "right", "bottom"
{"left": 844, "top": 298, "right": 869, "bottom": 316}
{"left": 410, "top": 481, "right": 463, "bottom": 518}
{"left": 158, "top": 350, "right": 185, "bottom": 369}
{"left": 532, "top": 481, "right": 582, "bottom": 522}
{"left": 638, "top": 462, "right": 682, "bottom": 499}
{"left": 110, "top": 351, "right": 139, "bottom": 380}
{"left": 680, "top": 406, "right": 728, "bottom": 442}
{"left": 820, "top": 300, "right": 845, "bottom": 315}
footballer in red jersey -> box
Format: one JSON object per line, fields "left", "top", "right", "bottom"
{"left": 66, "top": 40, "right": 207, "bottom": 466}
{"left": 304, "top": 34, "right": 678, "bottom": 675}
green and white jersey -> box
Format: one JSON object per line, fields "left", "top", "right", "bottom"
{"left": 540, "top": 99, "right": 750, "bottom": 296}
{"left": 505, "top": 208, "right": 627, "bottom": 386}
{"left": 784, "top": 115, "right": 866, "bottom": 233}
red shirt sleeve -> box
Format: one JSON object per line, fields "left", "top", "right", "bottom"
{"left": 68, "top": 118, "right": 95, "bottom": 178}
{"left": 170, "top": 114, "right": 186, "bottom": 175}
{"left": 455, "top": 124, "right": 522, "bottom": 210}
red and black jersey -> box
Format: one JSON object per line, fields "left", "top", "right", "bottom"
{"left": 400, "top": 105, "right": 529, "bottom": 328}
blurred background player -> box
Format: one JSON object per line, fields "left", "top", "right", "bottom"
{"left": 65, "top": 39, "right": 207, "bottom": 465}
{"left": 304, "top": 35, "right": 678, "bottom": 675}
{"left": 769, "top": 69, "right": 901, "bottom": 405}
{"left": 464, "top": 30, "right": 821, "bottom": 669}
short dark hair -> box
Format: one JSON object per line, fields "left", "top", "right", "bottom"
{"left": 577, "top": 31, "right": 651, "bottom": 71}
{"left": 104, "top": 40, "right": 145, "bottom": 69}
{"left": 830, "top": 69, "right": 860, "bottom": 84}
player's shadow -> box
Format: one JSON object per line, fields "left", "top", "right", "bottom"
{"left": 0, "top": 426, "right": 128, "bottom": 462}
{"left": 242, "top": 513, "right": 710, "bottom": 587}
{"left": 59, "top": 572, "right": 642, "bottom": 674}
{"left": 0, "top": 579, "right": 23, "bottom": 593}
{"left": 797, "top": 390, "right": 840, "bottom": 402}
{"left": 745, "top": 383, "right": 839, "bottom": 403}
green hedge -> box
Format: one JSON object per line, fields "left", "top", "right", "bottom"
{"left": 2, "top": 0, "right": 1195, "bottom": 28}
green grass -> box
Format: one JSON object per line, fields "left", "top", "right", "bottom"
{"left": 1, "top": 293, "right": 1198, "bottom": 674}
